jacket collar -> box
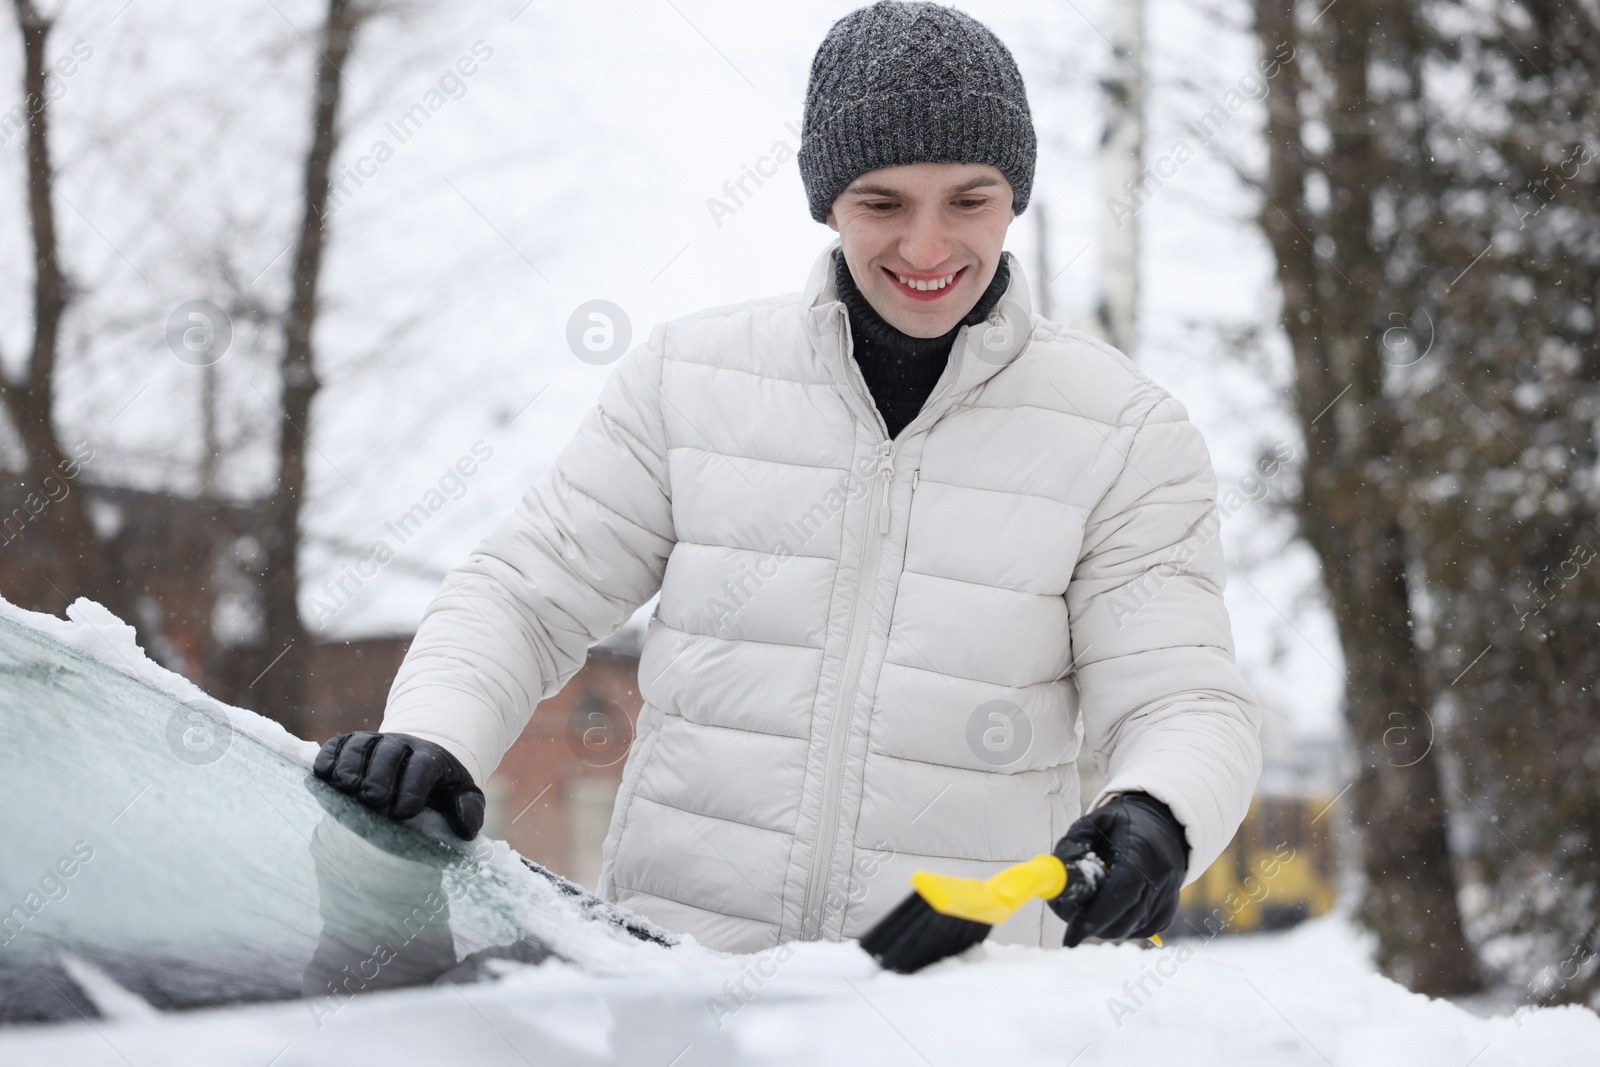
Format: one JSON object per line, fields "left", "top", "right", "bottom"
{"left": 802, "top": 237, "right": 1034, "bottom": 402}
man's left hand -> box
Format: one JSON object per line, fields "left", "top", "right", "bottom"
{"left": 312, "top": 731, "right": 486, "bottom": 840}
{"left": 1048, "top": 791, "right": 1190, "bottom": 947}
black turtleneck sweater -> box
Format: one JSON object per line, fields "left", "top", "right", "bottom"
{"left": 835, "top": 251, "right": 1012, "bottom": 440}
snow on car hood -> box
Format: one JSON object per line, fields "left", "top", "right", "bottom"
{"left": 2, "top": 594, "right": 1597, "bottom": 1065}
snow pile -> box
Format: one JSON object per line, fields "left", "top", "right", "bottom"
{"left": 2, "top": 912, "right": 1596, "bottom": 1065}
{"left": 0, "top": 594, "right": 320, "bottom": 767}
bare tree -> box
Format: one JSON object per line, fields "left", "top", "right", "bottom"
{"left": 1249, "top": 0, "right": 1479, "bottom": 995}
{"left": 1094, "top": 0, "right": 1143, "bottom": 355}
{"left": 0, "top": 0, "right": 127, "bottom": 621}
{"left": 253, "top": 0, "right": 370, "bottom": 737}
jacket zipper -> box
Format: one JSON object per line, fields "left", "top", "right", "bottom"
{"left": 801, "top": 434, "right": 895, "bottom": 940}
{"left": 797, "top": 300, "right": 946, "bottom": 939}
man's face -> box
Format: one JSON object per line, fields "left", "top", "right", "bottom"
{"left": 826, "top": 162, "right": 1015, "bottom": 339}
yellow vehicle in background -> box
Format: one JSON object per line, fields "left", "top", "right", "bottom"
{"left": 1170, "top": 793, "right": 1340, "bottom": 937}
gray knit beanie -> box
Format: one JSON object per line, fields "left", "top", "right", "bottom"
{"left": 798, "top": 1, "right": 1037, "bottom": 223}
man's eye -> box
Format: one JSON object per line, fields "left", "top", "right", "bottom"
{"left": 955, "top": 198, "right": 986, "bottom": 209}
{"left": 868, "top": 202, "right": 896, "bottom": 212}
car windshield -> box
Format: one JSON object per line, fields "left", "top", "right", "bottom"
{"left": 0, "top": 607, "right": 674, "bottom": 1025}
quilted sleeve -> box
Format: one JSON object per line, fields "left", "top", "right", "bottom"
{"left": 1067, "top": 394, "right": 1264, "bottom": 885}
{"left": 378, "top": 323, "right": 676, "bottom": 786}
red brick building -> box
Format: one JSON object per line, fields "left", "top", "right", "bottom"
{"left": 304, "top": 632, "right": 642, "bottom": 891}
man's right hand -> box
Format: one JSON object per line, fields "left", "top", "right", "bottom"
{"left": 1047, "top": 791, "right": 1189, "bottom": 947}
{"left": 312, "top": 732, "right": 486, "bottom": 840}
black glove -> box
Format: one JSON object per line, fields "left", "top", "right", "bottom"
{"left": 312, "top": 732, "right": 486, "bottom": 840}
{"left": 1047, "top": 791, "right": 1189, "bottom": 947}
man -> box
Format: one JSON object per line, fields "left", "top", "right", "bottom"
{"left": 315, "top": 0, "right": 1262, "bottom": 955}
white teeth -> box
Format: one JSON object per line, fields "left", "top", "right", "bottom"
{"left": 895, "top": 272, "right": 955, "bottom": 291}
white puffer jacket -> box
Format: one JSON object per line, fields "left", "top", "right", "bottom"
{"left": 381, "top": 239, "right": 1263, "bottom": 953}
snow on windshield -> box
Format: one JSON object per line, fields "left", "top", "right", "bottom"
{"left": 0, "top": 596, "right": 681, "bottom": 1024}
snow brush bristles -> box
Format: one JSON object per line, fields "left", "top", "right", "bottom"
{"left": 860, "top": 853, "right": 1114, "bottom": 974}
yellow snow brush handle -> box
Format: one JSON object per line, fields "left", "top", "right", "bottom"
{"left": 910, "top": 854, "right": 1068, "bottom": 926}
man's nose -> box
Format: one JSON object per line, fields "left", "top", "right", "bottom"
{"left": 897, "top": 207, "right": 955, "bottom": 271}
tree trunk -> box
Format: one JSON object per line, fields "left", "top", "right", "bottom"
{"left": 1094, "top": 0, "right": 1143, "bottom": 355}
{"left": 1251, "top": 0, "right": 1479, "bottom": 996}
{"left": 0, "top": 0, "right": 126, "bottom": 621}
{"left": 256, "top": 0, "right": 360, "bottom": 736}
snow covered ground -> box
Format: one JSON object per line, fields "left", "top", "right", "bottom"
{"left": 2, "top": 911, "right": 1596, "bottom": 1066}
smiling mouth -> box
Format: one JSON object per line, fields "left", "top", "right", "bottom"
{"left": 883, "top": 265, "right": 967, "bottom": 301}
